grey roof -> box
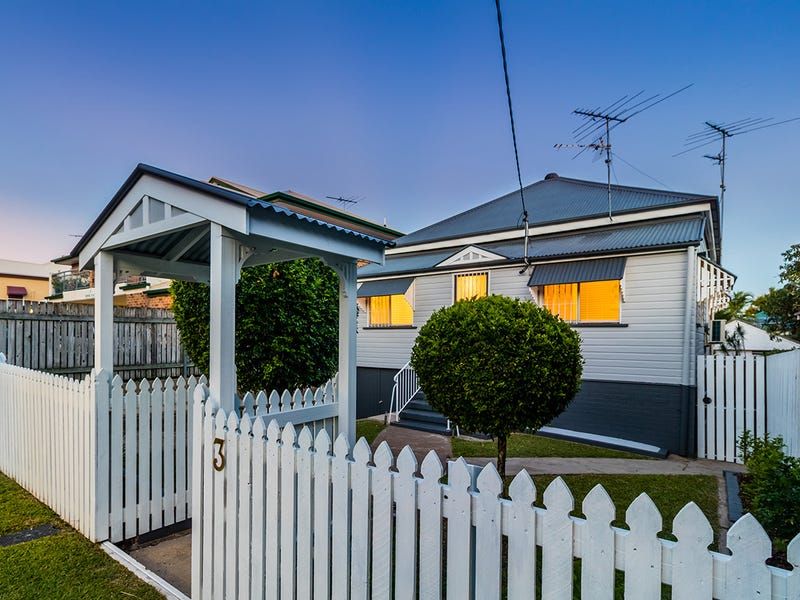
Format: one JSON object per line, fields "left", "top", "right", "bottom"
{"left": 359, "top": 216, "right": 705, "bottom": 279}
{"left": 395, "top": 175, "right": 717, "bottom": 248}
{"left": 357, "top": 277, "right": 414, "bottom": 297}
{"left": 528, "top": 257, "right": 627, "bottom": 286}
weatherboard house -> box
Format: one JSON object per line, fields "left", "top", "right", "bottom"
{"left": 356, "top": 173, "right": 735, "bottom": 456}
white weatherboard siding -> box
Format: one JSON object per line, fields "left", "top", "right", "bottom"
{"left": 357, "top": 251, "right": 689, "bottom": 386}
{"left": 580, "top": 251, "right": 688, "bottom": 385}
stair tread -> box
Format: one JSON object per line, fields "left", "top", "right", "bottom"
{"left": 398, "top": 409, "right": 448, "bottom": 425}
{"left": 391, "top": 420, "right": 452, "bottom": 436}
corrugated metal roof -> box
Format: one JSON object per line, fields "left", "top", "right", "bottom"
{"left": 528, "top": 257, "right": 627, "bottom": 286}
{"left": 248, "top": 201, "right": 394, "bottom": 247}
{"left": 396, "top": 175, "right": 716, "bottom": 247}
{"left": 68, "top": 163, "right": 394, "bottom": 262}
{"left": 357, "top": 277, "right": 414, "bottom": 297}
{"left": 359, "top": 217, "right": 705, "bottom": 279}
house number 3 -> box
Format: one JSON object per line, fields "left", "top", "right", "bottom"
{"left": 212, "top": 437, "right": 226, "bottom": 471}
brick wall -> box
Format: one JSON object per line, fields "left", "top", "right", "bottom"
{"left": 124, "top": 292, "right": 173, "bottom": 309}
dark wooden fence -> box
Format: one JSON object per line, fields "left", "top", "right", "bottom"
{"left": 0, "top": 299, "right": 199, "bottom": 380}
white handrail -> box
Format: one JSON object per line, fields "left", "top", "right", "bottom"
{"left": 388, "top": 361, "right": 420, "bottom": 422}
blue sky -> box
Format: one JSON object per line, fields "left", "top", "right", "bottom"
{"left": 0, "top": 1, "right": 797, "bottom": 294}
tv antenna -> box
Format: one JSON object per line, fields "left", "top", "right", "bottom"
{"left": 557, "top": 84, "right": 693, "bottom": 220}
{"left": 674, "top": 117, "right": 800, "bottom": 237}
{"left": 325, "top": 195, "right": 361, "bottom": 211}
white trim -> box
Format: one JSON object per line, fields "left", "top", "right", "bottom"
{"left": 359, "top": 248, "right": 687, "bottom": 283}
{"left": 538, "top": 426, "right": 663, "bottom": 455}
{"left": 101, "top": 213, "right": 205, "bottom": 251}
{"left": 386, "top": 203, "right": 711, "bottom": 255}
{"left": 436, "top": 245, "right": 506, "bottom": 267}
{"left": 79, "top": 173, "right": 250, "bottom": 269}
{"left": 114, "top": 251, "right": 209, "bottom": 282}
{"left": 100, "top": 541, "right": 191, "bottom": 600}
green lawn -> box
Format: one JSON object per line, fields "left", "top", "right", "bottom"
{"left": 452, "top": 432, "right": 651, "bottom": 460}
{"left": 356, "top": 418, "right": 387, "bottom": 445}
{"left": 526, "top": 474, "right": 720, "bottom": 600}
{"left": 0, "top": 473, "right": 162, "bottom": 600}
{"left": 531, "top": 473, "right": 720, "bottom": 533}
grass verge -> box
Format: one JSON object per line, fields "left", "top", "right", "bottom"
{"left": 452, "top": 432, "right": 651, "bottom": 460}
{"left": 0, "top": 472, "right": 162, "bottom": 600}
{"left": 356, "top": 418, "right": 387, "bottom": 445}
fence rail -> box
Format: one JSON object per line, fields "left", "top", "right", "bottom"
{"left": 0, "top": 299, "right": 198, "bottom": 381}
{"left": 194, "top": 396, "right": 800, "bottom": 600}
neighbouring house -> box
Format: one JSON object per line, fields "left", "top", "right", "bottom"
{"left": 0, "top": 258, "right": 60, "bottom": 301}
{"left": 356, "top": 172, "right": 735, "bottom": 455}
{"left": 721, "top": 319, "right": 800, "bottom": 353}
{"left": 48, "top": 258, "right": 174, "bottom": 308}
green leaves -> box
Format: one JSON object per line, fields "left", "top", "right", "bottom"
{"left": 410, "top": 295, "right": 583, "bottom": 441}
{"left": 737, "top": 431, "right": 800, "bottom": 547}
{"left": 170, "top": 258, "right": 339, "bottom": 393}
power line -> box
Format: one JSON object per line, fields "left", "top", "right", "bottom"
{"left": 612, "top": 152, "right": 671, "bottom": 190}
{"left": 493, "top": 0, "right": 530, "bottom": 265}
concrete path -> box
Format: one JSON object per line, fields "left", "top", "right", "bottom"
{"left": 371, "top": 424, "right": 452, "bottom": 465}
{"left": 128, "top": 530, "right": 191, "bottom": 596}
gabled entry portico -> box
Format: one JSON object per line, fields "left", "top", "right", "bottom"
{"left": 69, "top": 163, "right": 391, "bottom": 442}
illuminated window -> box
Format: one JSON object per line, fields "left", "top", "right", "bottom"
{"left": 541, "top": 280, "right": 620, "bottom": 323}
{"left": 454, "top": 272, "right": 488, "bottom": 302}
{"left": 543, "top": 283, "right": 578, "bottom": 322}
{"left": 368, "top": 294, "right": 413, "bottom": 327}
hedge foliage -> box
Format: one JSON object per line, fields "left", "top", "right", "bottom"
{"left": 171, "top": 258, "right": 339, "bottom": 393}
{"left": 738, "top": 431, "right": 800, "bottom": 546}
{"left": 410, "top": 295, "right": 583, "bottom": 441}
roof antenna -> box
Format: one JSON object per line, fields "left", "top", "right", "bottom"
{"left": 557, "top": 85, "right": 693, "bottom": 221}
{"left": 674, "top": 116, "right": 800, "bottom": 257}
{"left": 325, "top": 195, "right": 361, "bottom": 211}
{"left": 493, "top": 0, "right": 530, "bottom": 271}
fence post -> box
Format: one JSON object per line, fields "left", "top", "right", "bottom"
{"left": 93, "top": 368, "right": 111, "bottom": 542}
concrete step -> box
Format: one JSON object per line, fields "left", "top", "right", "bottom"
{"left": 391, "top": 419, "right": 452, "bottom": 436}
{"left": 398, "top": 408, "right": 448, "bottom": 426}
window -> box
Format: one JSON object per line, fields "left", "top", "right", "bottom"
{"left": 541, "top": 279, "right": 620, "bottom": 323}
{"left": 454, "top": 272, "right": 488, "bottom": 302}
{"left": 368, "top": 294, "right": 413, "bottom": 327}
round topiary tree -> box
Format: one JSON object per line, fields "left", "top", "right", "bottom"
{"left": 171, "top": 257, "right": 339, "bottom": 393}
{"left": 411, "top": 294, "right": 583, "bottom": 478}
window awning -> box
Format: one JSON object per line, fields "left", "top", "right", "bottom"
{"left": 6, "top": 286, "right": 27, "bottom": 298}
{"left": 528, "top": 257, "right": 627, "bottom": 287}
{"left": 357, "top": 277, "right": 414, "bottom": 298}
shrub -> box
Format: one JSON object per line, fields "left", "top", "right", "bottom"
{"left": 737, "top": 431, "right": 800, "bottom": 545}
{"left": 171, "top": 258, "right": 339, "bottom": 393}
{"left": 410, "top": 295, "right": 583, "bottom": 478}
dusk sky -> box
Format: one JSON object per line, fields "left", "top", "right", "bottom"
{"left": 1, "top": 1, "right": 797, "bottom": 294}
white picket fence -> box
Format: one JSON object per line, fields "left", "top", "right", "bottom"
{"left": 0, "top": 352, "right": 200, "bottom": 541}
{"left": 0, "top": 352, "right": 341, "bottom": 545}
{"left": 698, "top": 350, "right": 800, "bottom": 462}
{"left": 0, "top": 356, "right": 96, "bottom": 537}
{"left": 194, "top": 390, "right": 800, "bottom": 600}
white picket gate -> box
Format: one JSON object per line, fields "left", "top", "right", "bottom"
{"left": 698, "top": 350, "right": 800, "bottom": 463}
{"left": 194, "top": 388, "right": 800, "bottom": 600}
